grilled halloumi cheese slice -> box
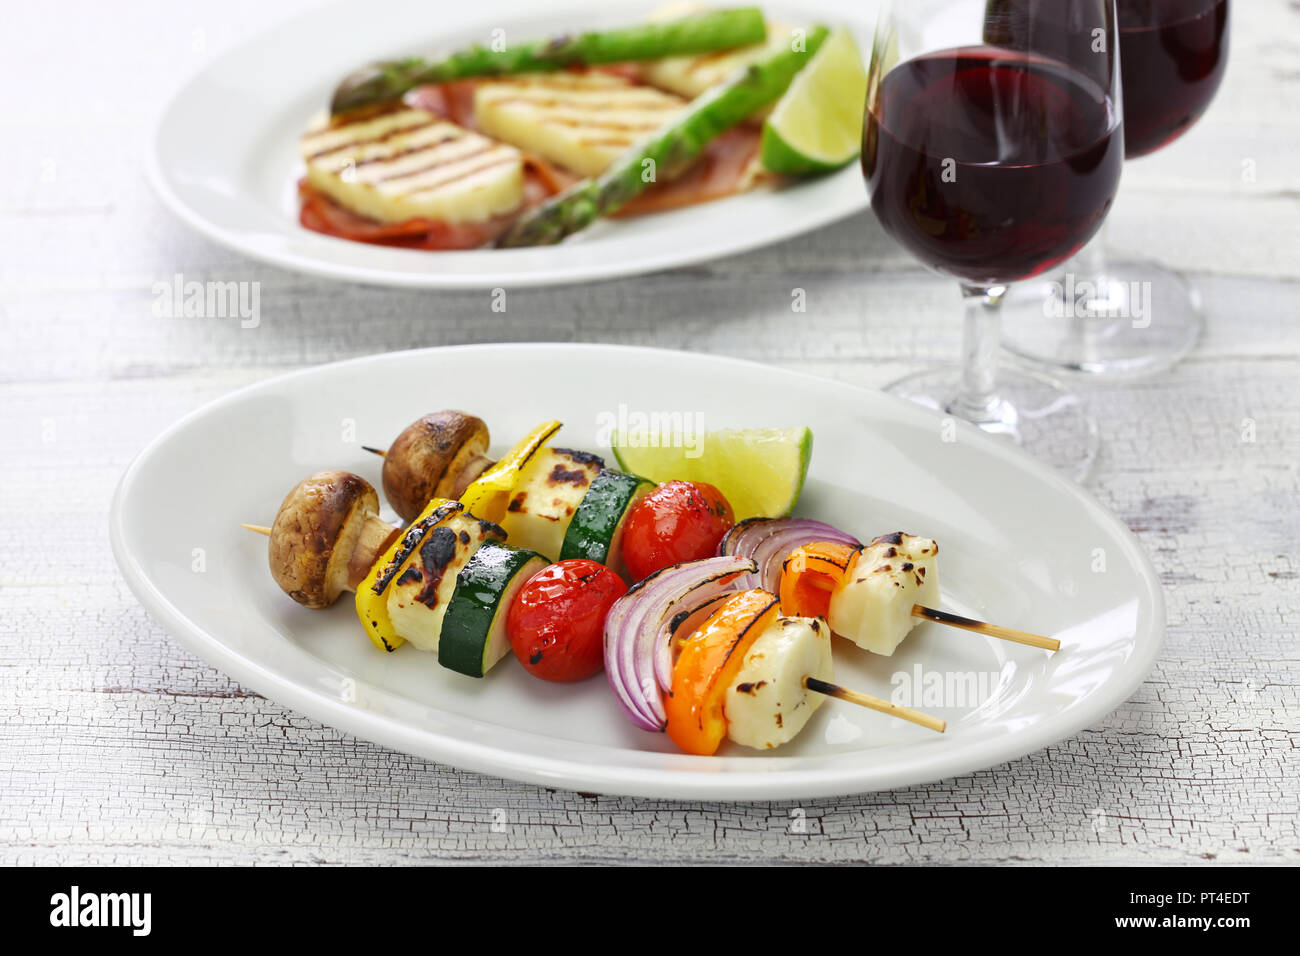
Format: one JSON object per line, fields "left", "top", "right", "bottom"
{"left": 641, "top": 4, "right": 797, "bottom": 105}
{"left": 498, "top": 447, "right": 605, "bottom": 560}
{"left": 386, "top": 509, "right": 507, "bottom": 654}
{"left": 474, "top": 72, "right": 687, "bottom": 177}
{"left": 300, "top": 107, "right": 525, "bottom": 224}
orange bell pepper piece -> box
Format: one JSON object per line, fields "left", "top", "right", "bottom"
{"left": 665, "top": 589, "right": 780, "bottom": 756}
{"left": 778, "top": 540, "right": 862, "bottom": 618}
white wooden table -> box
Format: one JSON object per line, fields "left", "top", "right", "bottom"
{"left": 2, "top": 0, "right": 1296, "bottom": 865}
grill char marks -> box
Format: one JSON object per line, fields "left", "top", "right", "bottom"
{"left": 474, "top": 72, "right": 687, "bottom": 178}
{"left": 300, "top": 107, "right": 525, "bottom": 225}
{"left": 381, "top": 505, "right": 507, "bottom": 654}
{"left": 414, "top": 525, "right": 461, "bottom": 608}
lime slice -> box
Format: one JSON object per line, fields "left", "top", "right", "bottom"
{"left": 761, "top": 27, "right": 867, "bottom": 176}
{"left": 611, "top": 427, "right": 813, "bottom": 520}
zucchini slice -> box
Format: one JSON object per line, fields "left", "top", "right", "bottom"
{"left": 559, "top": 469, "right": 654, "bottom": 579}
{"left": 439, "top": 543, "right": 548, "bottom": 678}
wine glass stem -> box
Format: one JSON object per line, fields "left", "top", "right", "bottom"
{"left": 950, "top": 283, "right": 1007, "bottom": 425}
{"left": 1064, "top": 218, "right": 1118, "bottom": 364}
{"left": 1072, "top": 216, "right": 1113, "bottom": 286}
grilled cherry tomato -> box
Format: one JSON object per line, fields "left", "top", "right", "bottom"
{"left": 506, "top": 559, "right": 628, "bottom": 682}
{"left": 622, "top": 481, "right": 736, "bottom": 582}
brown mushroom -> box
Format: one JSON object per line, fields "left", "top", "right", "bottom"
{"left": 381, "top": 411, "right": 494, "bottom": 523}
{"left": 266, "top": 470, "right": 399, "bottom": 609}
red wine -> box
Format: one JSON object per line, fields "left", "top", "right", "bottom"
{"left": 1118, "top": 0, "right": 1229, "bottom": 157}
{"left": 863, "top": 48, "right": 1123, "bottom": 286}
{"left": 983, "top": 0, "right": 1230, "bottom": 159}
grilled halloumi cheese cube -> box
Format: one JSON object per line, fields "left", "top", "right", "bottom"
{"left": 386, "top": 509, "right": 507, "bottom": 653}
{"left": 829, "top": 533, "right": 939, "bottom": 656}
{"left": 474, "top": 73, "right": 687, "bottom": 177}
{"left": 724, "top": 616, "right": 833, "bottom": 750}
{"left": 300, "top": 107, "right": 525, "bottom": 224}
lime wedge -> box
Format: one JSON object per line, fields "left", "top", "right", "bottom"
{"left": 760, "top": 27, "right": 867, "bottom": 176}
{"left": 611, "top": 427, "right": 813, "bottom": 520}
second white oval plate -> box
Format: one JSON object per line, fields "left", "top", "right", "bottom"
{"left": 110, "top": 344, "right": 1163, "bottom": 799}
{"left": 148, "top": 0, "right": 875, "bottom": 290}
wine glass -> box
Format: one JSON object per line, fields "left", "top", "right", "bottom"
{"left": 863, "top": 0, "right": 1123, "bottom": 477}
{"left": 997, "top": 0, "right": 1231, "bottom": 376}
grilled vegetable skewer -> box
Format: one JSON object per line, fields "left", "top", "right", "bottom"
{"left": 330, "top": 7, "right": 769, "bottom": 115}
{"left": 497, "top": 23, "right": 830, "bottom": 247}
{"left": 247, "top": 420, "right": 1052, "bottom": 741}
{"left": 243, "top": 418, "right": 653, "bottom": 674}
{"left": 605, "top": 564, "right": 946, "bottom": 753}
{"left": 361, "top": 426, "right": 1057, "bottom": 659}
{"left": 666, "top": 590, "right": 944, "bottom": 754}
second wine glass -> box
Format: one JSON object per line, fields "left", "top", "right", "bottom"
{"left": 998, "top": 0, "right": 1230, "bottom": 377}
{"left": 863, "top": 0, "right": 1124, "bottom": 478}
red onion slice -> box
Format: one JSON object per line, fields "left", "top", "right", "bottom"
{"left": 603, "top": 555, "right": 756, "bottom": 732}
{"left": 720, "top": 518, "right": 863, "bottom": 592}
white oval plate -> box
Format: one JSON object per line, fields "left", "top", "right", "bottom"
{"left": 146, "top": 0, "right": 874, "bottom": 290}
{"left": 111, "top": 345, "right": 1164, "bottom": 799}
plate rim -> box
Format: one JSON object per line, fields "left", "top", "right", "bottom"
{"left": 109, "top": 343, "right": 1166, "bottom": 799}
{"left": 144, "top": 0, "right": 873, "bottom": 291}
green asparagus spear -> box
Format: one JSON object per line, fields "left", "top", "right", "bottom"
{"left": 497, "top": 24, "right": 830, "bottom": 249}
{"left": 330, "top": 8, "right": 768, "bottom": 115}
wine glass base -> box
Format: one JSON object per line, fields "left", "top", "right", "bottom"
{"left": 885, "top": 366, "right": 1099, "bottom": 482}
{"left": 999, "top": 258, "right": 1205, "bottom": 378}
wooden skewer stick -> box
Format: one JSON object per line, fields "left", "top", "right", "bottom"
{"left": 804, "top": 676, "right": 946, "bottom": 733}
{"left": 801, "top": 573, "right": 1058, "bottom": 651}
{"left": 241, "top": 523, "right": 272, "bottom": 536}
{"left": 912, "top": 605, "right": 1060, "bottom": 652}
{"left": 361, "top": 445, "right": 386, "bottom": 457}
